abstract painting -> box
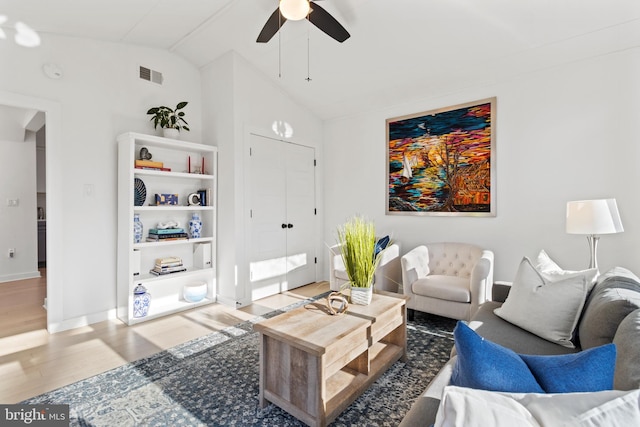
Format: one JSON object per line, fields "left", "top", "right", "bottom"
{"left": 386, "top": 98, "right": 496, "bottom": 216}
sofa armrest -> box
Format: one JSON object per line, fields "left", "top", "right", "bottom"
{"left": 469, "top": 250, "right": 494, "bottom": 317}
{"left": 328, "top": 244, "right": 343, "bottom": 291}
{"left": 378, "top": 242, "right": 400, "bottom": 266}
{"left": 375, "top": 243, "right": 402, "bottom": 293}
{"left": 400, "top": 245, "right": 429, "bottom": 295}
{"left": 399, "top": 357, "right": 456, "bottom": 427}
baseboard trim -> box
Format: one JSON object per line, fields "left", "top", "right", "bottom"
{"left": 0, "top": 270, "right": 41, "bottom": 283}
{"left": 48, "top": 308, "right": 118, "bottom": 333}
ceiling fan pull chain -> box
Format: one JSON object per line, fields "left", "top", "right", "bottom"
{"left": 278, "top": 11, "right": 282, "bottom": 78}
{"left": 306, "top": 10, "right": 312, "bottom": 82}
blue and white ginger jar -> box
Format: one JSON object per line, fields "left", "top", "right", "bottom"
{"left": 133, "top": 284, "right": 151, "bottom": 318}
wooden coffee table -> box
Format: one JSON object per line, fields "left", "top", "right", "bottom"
{"left": 254, "top": 292, "right": 408, "bottom": 427}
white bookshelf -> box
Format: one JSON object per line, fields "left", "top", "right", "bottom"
{"left": 117, "top": 132, "right": 217, "bottom": 325}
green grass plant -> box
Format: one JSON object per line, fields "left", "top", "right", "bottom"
{"left": 337, "top": 216, "right": 381, "bottom": 288}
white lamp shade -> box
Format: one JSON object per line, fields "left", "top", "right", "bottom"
{"left": 566, "top": 199, "right": 624, "bottom": 235}
{"left": 280, "top": 0, "right": 310, "bottom": 21}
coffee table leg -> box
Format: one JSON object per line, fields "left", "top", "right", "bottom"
{"left": 258, "top": 333, "right": 268, "bottom": 408}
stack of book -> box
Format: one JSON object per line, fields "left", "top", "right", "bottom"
{"left": 146, "top": 228, "right": 188, "bottom": 242}
{"left": 150, "top": 256, "right": 186, "bottom": 276}
{"left": 135, "top": 159, "right": 171, "bottom": 172}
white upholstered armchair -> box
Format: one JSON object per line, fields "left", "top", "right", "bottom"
{"left": 401, "top": 243, "right": 494, "bottom": 321}
{"left": 329, "top": 241, "right": 402, "bottom": 293}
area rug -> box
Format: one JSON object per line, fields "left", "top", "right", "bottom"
{"left": 23, "top": 295, "right": 456, "bottom": 426}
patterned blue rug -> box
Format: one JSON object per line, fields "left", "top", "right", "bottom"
{"left": 23, "top": 295, "right": 456, "bottom": 426}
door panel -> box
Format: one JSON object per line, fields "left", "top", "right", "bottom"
{"left": 283, "top": 144, "right": 316, "bottom": 290}
{"left": 248, "top": 134, "right": 316, "bottom": 300}
{"left": 249, "top": 135, "right": 287, "bottom": 301}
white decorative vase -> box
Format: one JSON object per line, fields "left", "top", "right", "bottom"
{"left": 162, "top": 128, "right": 180, "bottom": 139}
{"left": 350, "top": 285, "right": 373, "bottom": 305}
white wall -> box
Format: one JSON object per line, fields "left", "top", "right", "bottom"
{"left": 0, "top": 34, "right": 203, "bottom": 331}
{"left": 323, "top": 48, "right": 640, "bottom": 282}
{"left": 0, "top": 135, "right": 38, "bottom": 282}
{"left": 201, "top": 51, "right": 324, "bottom": 307}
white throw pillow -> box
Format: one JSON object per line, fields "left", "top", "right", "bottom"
{"left": 535, "top": 249, "right": 597, "bottom": 284}
{"left": 534, "top": 249, "right": 564, "bottom": 274}
{"left": 435, "top": 386, "right": 640, "bottom": 427}
{"left": 434, "top": 386, "right": 539, "bottom": 427}
{"left": 494, "top": 257, "right": 597, "bottom": 348}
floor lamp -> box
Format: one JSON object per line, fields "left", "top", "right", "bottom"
{"left": 566, "top": 199, "right": 624, "bottom": 270}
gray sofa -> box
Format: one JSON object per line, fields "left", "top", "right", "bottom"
{"left": 399, "top": 266, "right": 640, "bottom": 426}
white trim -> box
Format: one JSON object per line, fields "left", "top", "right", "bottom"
{"left": 48, "top": 309, "right": 118, "bottom": 334}
{"left": 0, "top": 271, "right": 41, "bottom": 283}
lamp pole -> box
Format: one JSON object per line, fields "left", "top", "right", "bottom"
{"left": 587, "top": 234, "right": 599, "bottom": 270}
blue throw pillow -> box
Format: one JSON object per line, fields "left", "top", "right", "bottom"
{"left": 374, "top": 235, "right": 390, "bottom": 258}
{"left": 451, "top": 321, "right": 617, "bottom": 394}
{"left": 450, "top": 322, "right": 544, "bottom": 393}
{"left": 520, "top": 344, "right": 616, "bottom": 393}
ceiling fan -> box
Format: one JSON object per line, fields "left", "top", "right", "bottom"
{"left": 257, "top": 0, "right": 350, "bottom": 43}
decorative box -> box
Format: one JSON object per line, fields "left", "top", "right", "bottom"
{"left": 155, "top": 193, "right": 179, "bottom": 205}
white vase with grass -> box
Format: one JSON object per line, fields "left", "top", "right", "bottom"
{"left": 337, "top": 216, "right": 382, "bottom": 305}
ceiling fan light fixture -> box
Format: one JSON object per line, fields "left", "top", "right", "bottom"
{"left": 279, "top": 0, "right": 310, "bottom": 21}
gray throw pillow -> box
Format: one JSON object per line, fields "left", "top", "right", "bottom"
{"left": 613, "top": 309, "right": 640, "bottom": 390}
{"left": 494, "top": 257, "right": 596, "bottom": 348}
{"left": 578, "top": 271, "right": 640, "bottom": 349}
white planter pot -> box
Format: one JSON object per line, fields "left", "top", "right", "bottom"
{"left": 350, "top": 286, "right": 373, "bottom": 305}
{"left": 162, "top": 128, "right": 180, "bottom": 139}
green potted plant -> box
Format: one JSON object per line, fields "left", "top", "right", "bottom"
{"left": 147, "top": 101, "right": 190, "bottom": 138}
{"left": 336, "top": 215, "right": 383, "bottom": 305}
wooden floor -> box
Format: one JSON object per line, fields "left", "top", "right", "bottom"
{"left": 0, "top": 271, "right": 329, "bottom": 403}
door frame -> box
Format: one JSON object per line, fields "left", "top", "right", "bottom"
{"left": 0, "top": 91, "right": 63, "bottom": 332}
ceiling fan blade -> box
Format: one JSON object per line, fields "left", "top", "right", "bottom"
{"left": 307, "top": 2, "right": 350, "bottom": 43}
{"left": 257, "top": 8, "right": 287, "bottom": 43}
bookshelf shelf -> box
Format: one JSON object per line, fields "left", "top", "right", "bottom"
{"left": 133, "top": 236, "right": 214, "bottom": 249}
{"left": 117, "top": 132, "right": 218, "bottom": 325}
{"left": 134, "top": 206, "right": 215, "bottom": 212}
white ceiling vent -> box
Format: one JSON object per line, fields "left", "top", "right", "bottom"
{"left": 139, "top": 66, "right": 163, "bottom": 85}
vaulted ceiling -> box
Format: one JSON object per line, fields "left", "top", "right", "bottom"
{"left": 3, "top": 0, "right": 640, "bottom": 119}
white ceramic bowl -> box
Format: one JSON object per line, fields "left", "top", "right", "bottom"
{"left": 183, "top": 282, "right": 207, "bottom": 303}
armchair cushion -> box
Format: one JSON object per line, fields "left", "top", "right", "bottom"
{"left": 413, "top": 276, "right": 471, "bottom": 303}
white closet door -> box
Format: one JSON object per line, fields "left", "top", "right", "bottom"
{"left": 248, "top": 134, "right": 316, "bottom": 300}
{"left": 248, "top": 135, "right": 287, "bottom": 301}
{"left": 283, "top": 143, "right": 316, "bottom": 291}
